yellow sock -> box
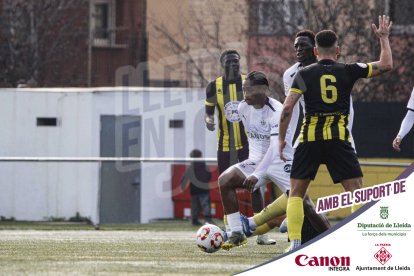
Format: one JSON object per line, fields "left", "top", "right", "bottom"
{"left": 252, "top": 223, "right": 272, "bottom": 236}
{"left": 253, "top": 194, "right": 288, "bottom": 226}
{"left": 287, "top": 196, "right": 304, "bottom": 241}
{"left": 252, "top": 212, "right": 271, "bottom": 236}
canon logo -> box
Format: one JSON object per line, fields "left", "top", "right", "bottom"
{"left": 295, "top": 254, "right": 350, "bottom": 267}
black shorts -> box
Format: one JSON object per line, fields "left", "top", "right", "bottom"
{"left": 291, "top": 140, "right": 362, "bottom": 183}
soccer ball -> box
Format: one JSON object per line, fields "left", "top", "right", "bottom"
{"left": 195, "top": 224, "right": 225, "bottom": 253}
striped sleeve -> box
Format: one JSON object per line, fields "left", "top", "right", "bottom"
{"left": 289, "top": 87, "right": 303, "bottom": 94}
{"left": 290, "top": 71, "right": 305, "bottom": 94}
{"left": 347, "top": 63, "right": 372, "bottom": 79}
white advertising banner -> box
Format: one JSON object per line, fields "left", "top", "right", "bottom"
{"left": 241, "top": 165, "right": 414, "bottom": 275}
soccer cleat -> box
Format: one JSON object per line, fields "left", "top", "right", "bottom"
{"left": 240, "top": 214, "right": 254, "bottom": 237}
{"left": 256, "top": 234, "right": 276, "bottom": 245}
{"left": 221, "top": 231, "right": 247, "bottom": 251}
{"left": 279, "top": 218, "right": 288, "bottom": 233}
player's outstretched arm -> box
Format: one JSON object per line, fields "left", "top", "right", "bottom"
{"left": 370, "top": 15, "right": 393, "bottom": 77}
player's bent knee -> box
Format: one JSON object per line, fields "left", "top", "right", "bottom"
{"left": 218, "top": 171, "right": 235, "bottom": 190}
{"left": 219, "top": 167, "right": 244, "bottom": 190}
{"left": 218, "top": 173, "right": 228, "bottom": 189}
{"left": 341, "top": 177, "right": 362, "bottom": 193}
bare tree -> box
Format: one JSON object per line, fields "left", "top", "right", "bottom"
{"left": 0, "top": 0, "right": 89, "bottom": 87}
{"left": 147, "top": 0, "right": 248, "bottom": 88}
{"left": 248, "top": 0, "right": 414, "bottom": 102}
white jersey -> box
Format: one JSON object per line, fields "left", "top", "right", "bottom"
{"left": 283, "top": 62, "right": 306, "bottom": 147}
{"left": 238, "top": 97, "right": 294, "bottom": 164}
{"left": 283, "top": 62, "right": 355, "bottom": 147}
{"left": 235, "top": 97, "right": 294, "bottom": 193}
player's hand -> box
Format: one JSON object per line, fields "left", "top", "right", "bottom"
{"left": 243, "top": 175, "right": 258, "bottom": 193}
{"left": 205, "top": 117, "right": 215, "bottom": 131}
{"left": 279, "top": 140, "right": 287, "bottom": 162}
{"left": 392, "top": 135, "right": 401, "bottom": 152}
{"left": 372, "top": 15, "right": 392, "bottom": 39}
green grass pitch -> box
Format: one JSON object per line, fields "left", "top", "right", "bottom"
{"left": 0, "top": 220, "right": 290, "bottom": 275}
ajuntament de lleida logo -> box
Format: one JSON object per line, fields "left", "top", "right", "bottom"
{"left": 380, "top": 206, "right": 389, "bottom": 219}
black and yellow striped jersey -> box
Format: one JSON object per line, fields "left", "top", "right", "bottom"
{"left": 289, "top": 60, "right": 372, "bottom": 143}
{"left": 205, "top": 75, "right": 248, "bottom": 152}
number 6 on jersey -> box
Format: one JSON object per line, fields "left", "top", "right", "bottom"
{"left": 320, "top": 75, "right": 337, "bottom": 103}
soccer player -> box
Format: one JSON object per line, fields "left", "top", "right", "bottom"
{"left": 282, "top": 29, "right": 332, "bottom": 243}
{"left": 392, "top": 86, "right": 414, "bottom": 151}
{"left": 219, "top": 71, "right": 294, "bottom": 250}
{"left": 205, "top": 50, "right": 275, "bottom": 245}
{"left": 279, "top": 15, "right": 393, "bottom": 251}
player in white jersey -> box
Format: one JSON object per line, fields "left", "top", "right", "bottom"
{"left": 393, "top": 86, "right": 414, "bottom": 151}
{"left": 219, "top": 71, "right": 294, "bottom": 250}
{"left": 283, "top": 62, "right": 305, "bottom": 147}
{"left": 235, "top": 87, "right": 294, "bottom": 195}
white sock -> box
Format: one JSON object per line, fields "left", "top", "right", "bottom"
{"left": 227, "top": 212, "right": 242, "bottom": 233}
{"left": 248, "top": 217, "right": 257, "bottom": 230}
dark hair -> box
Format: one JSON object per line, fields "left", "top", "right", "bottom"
{"left": 245, "top": 71, "right": 269, "bottom": 86}
{"left": 190, "top": 149, "right": 202, "bottom": 158}
{"left": 220, "top": 49, "right": 240, "bottom": 64}
{"left": 295, "top": 29, "right": 316, "bottom": 46}
{"left": 315, "top": 30, "right": 338, "bottom": 48}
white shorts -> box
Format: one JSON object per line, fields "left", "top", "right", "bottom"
{"left": 234, "top": 159, "right": 291, "bottom": 194}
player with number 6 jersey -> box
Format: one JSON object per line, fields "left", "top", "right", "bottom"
{"left": 279, "top": 15, "right": 393, "bottom": 251}
{"left": 291, "top": 61, "right": 371, "bottom": 143}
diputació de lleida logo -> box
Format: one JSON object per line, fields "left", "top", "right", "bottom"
{"left": 380, "top": 206, "right": 389, "bottom": 219}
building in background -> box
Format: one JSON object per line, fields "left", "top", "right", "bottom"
{"left": 91, "top": 0, "right": 147, "bottom": 86}
{"left": 146, "top": 0, "right": 249, "bottom": 88}
{"left": 246, "top": 0, "right": 414, "bottom": 156}
{"left": 0, "top": 0, "right": 147, "bottom": 87}
{"left": 247, "top": 0, "right": 414, "bottom": 102}
{"left": 1, "top": 0, "right": 412, "bottom": 94}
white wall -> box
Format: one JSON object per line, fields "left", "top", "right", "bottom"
{"left": 0, "top": 87, "right": 217, "bottom": 223}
